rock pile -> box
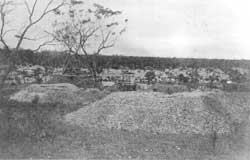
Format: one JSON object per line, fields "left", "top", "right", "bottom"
{"left": 65, "top": 90, "right": 250, "bottom": 135}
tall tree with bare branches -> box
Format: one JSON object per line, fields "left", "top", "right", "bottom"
{"left": 50, "top": 0, "right": 127, "bottom": 81}
{"left": 0, "top": 0, "right": 66, "bottom": 90}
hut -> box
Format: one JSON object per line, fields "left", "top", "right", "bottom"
{"left": 118, "top": 70, "right": 136, "bottom": 91}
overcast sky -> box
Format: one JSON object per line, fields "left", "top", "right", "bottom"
{"left": 4, "top": 0, "right": 250, "bottom": 59}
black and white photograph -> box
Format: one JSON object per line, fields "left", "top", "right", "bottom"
{"left": 0, "top": 0, "right": 250, "bottom": 159}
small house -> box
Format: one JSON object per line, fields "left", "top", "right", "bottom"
{"left": 117, "top": 70, "right": 136, "bottom": 91}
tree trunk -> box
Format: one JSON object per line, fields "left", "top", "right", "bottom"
{"left": 0, "top": 63, "right": 13, "bottom": 91}
{"left": 0, "top": 50, "right": 15, "bottom": 92}
{"left": 91, "top": 69, "right": 97, "bottom": 82}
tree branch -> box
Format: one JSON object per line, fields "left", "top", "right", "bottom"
{"left": 15, "top": 0, "right": 66, "bottom": 50}
{"left": 3, "top": 29, "right": 15, "bottom": 37}
{"left": 0, "top": 0, "right": 12, "bottom": 51}
{"left": 33, "top": 38, "right": 56, "bottom": 52}
{"left": 24, "top": 1, "right": 31, "bottom": 16}
{"left": 45, "top": 30, "right": 76, "bottom": 54}
{"left": 32, "top": 0, "right": 65, "bottom": 25}
{"left": 78, "top": 27, "right": 100, "bottom": 46}
{"left": 96, "top": 30, "right": 114, "bottom": 54}
{"left": 30, "top": 0, "right": 38, "bottom": 18}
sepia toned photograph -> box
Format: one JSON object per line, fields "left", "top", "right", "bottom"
{"left": 0, "top": 0, "right": 250, "bottom": 159}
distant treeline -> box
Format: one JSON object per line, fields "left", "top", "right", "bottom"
{"left": 1, "top": 49, "right": 250, "bottom": 71}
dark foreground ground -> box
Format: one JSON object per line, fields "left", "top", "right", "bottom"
{"left": 0, "top": 88, "right": 250, "bottom": 159}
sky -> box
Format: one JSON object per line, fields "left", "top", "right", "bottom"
{"left": 3, "top": 0, "right": 250, "bottom": 59}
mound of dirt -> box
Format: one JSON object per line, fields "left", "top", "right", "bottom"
{"left": 10, "top": 83, "right": 105, "bottom": 105}
{"left": 203, "top": 91, "right": 250, "bottom": 125}
{"left": 65, "top": 90, "right": 250, "bottom": 135}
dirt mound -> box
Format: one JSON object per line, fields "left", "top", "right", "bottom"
{"left": 10, "top": 83, "right": 105, "bottom": 105}
{"left": 65, "top": 90, "right": 250, "bottom": 135}
{"left": 203, "top": 91, "right": 250, "bottom": 125}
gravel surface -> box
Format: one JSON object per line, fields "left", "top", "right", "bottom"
{"left": 65, "top": 90, "right": 250, "bottom": 135}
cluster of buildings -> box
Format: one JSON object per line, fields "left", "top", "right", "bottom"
{"left": 2, "top": 65, "right": 51, "bottom": 85}
{"left": 101, "top": 67, "right": 234, "bottom": 85}
{"left": 1, "top": 65, "right": 247, "bottom": 88}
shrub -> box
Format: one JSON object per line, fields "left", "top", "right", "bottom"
{"left": 222, "top": 82, "right": 250, "bottom": 92}
{"left": 103, "top": 84, "right": 120, "bottom": 93}
{"left": 237, "top": 82, "right": 250, "bottom": 92}
{"left": 185, "top": 82, "right": 199, "bottom": 91}
{"left": 144, "top": 71, "right": 155, "bottom": 84}
{"left": 178, "top": 73, "right": 189, "bottom": 83}
{"left": 47, "top": 75, "right": 71, "bottom": 84}
{"left": 152, "top": 83, "right": 189, "bottom": 94}
{"left": 47, "top": 75, "right": 101, "bottom": 89}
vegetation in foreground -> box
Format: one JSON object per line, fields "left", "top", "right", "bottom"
{"left": 0, "top": 87, "right": 250, "bottom": 159}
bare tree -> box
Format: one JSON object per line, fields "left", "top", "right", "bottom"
{"left": 49, "top": 1, "right": 127, "bottom": 81}
{"left": 0, "top": 0, "right": 66, "bottom": 90}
